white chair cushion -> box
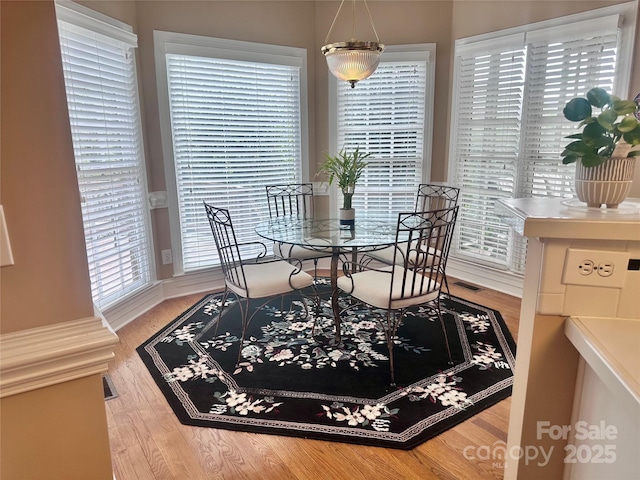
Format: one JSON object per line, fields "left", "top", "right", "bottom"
{"left": 273, "top": 242, "right": 332, "bottom": 260}
{"left": 367, "top": 242, "right": 440, "bottom": 266}
{"left": 337, "top": 268, "right": 440, "bottom": 310}
{"left": 228, "top": 261, "right": 313, "bottom": 299}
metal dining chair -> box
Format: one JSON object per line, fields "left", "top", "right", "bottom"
{"left": 201, "top": 202, "right": 314, "bottom": 365}
{"left": 265, "top": 184, "right": 332, "bottom": 279}
{"left": 364, "top": 183, "right": 460, "bottom": 294}
{"left": 337, "top": 206, "right": 460, "bottom": 386}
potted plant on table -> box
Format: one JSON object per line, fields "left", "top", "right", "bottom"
{"left": 561, "top": 87, "right": 640, "bottom": 208}
{"left": 317, "top": 146, "right": 371, "bottom": 227}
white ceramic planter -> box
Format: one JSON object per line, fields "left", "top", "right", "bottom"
{"left": 339, "top": 208, "right": 355, "bottom": 228}
{"left": 575, "top": 157, "right": 636, "bottom": 208}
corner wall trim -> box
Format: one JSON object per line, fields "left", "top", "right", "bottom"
{"left": 0, "top": 316, "right": 119, "bottom": 398}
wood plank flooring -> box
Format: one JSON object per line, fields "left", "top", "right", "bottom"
{"left": 105, "top": 275, "right": 520, "bottom": 480}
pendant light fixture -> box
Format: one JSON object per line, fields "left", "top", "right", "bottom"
{"left": 321, "top": 0, "right": 385, "bottom": 88}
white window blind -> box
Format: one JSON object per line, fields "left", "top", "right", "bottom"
{"left": 56, "top": 4, "right": 153, "bottom": 309}
{"left": 159, "top": 38, "right": 305, "bottom": 271}
{"left": 335, "top": 47, "right": 433, "bottom": 215}
{"left": 519, "top": 26, "right": 619, "bottom": 199}
{"left": 451, "top": 38, "right": 526, "bottom": 270}
{"left": 450, "top": 7, "right": 633, "bottom": 275}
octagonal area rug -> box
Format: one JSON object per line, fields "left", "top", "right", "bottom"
{"left": 137, "top": 280, "right": 516, "bottom": 449}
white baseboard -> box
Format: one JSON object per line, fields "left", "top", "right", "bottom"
{"left": 102, "top": 269, "right": 225, "bottom": 331}
{"left": 446, "top": 257, "right": 524, "bottom": 298}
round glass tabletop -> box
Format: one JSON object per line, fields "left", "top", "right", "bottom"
{"left": 254, "top": 215, "right": 404, "bottom": 250}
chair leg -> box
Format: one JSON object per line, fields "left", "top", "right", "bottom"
{"left": 298, "top": 289, "right": 311, "bottom": 320}
{"left": 434, "top": 296, "right": 453, "bottom": 365}
{"left": 383, "top": 311, "right": 398, "bottom": 386}
{"left": 213, "top": 287, "right": 231, "bottom": 337}
{"left": 442, "top": 272, "right": 451, "bottom": 297}
{"left": 194, "top": 286, "right": 232, "bottom": 344}
{"left": 235, "top": 297, "right": 250, "bottom": 366}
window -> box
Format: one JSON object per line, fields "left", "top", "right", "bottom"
{"left": 331, "top": 45, "right": 435, "bottom": 215}
{"left": 155, "top": 32, "right": 308, "bottom": 272}
{"left": 56, "top": 1, "right": 154, "bottom": 309}
{"left": 449, "top": 4, "right": 636, "bottom": 275}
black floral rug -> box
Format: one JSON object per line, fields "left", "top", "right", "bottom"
{"left": 137, "top": 280, "right": 516, "bottom": 449}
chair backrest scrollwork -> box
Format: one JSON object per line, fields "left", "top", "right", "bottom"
{"left": 203, "top": 202, "right": 248, "bottom": 292}
{"left": 415, "top": 184, "right": 460, "bottom": 213}
{"left": 266, "top": 183, "right": 315, "bottom": 219}
{"left": 390, "top": 206, "right": 459, "bottom": 302}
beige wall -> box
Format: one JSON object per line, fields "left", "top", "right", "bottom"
{"left": 0, "top": 375, "right": 114, "bottom": 480}
{"left": 0, "top": 2, "right": 115, "bottom": 479}
{"left": 1, "top": 0, "right": 94, "bottom": 334}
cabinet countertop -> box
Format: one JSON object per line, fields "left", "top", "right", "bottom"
{"left": 496, "top": 197, "right": 640, "bottom": 240}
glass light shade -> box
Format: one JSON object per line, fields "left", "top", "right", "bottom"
{"left": 322, "top": 41, "right": 384, "bottom": 88}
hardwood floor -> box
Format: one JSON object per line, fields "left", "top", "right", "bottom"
{"left": 105, "top": 275, "right": 520, "bottom": 479}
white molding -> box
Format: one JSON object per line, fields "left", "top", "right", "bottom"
{"left": 102, "top": 282, "right": 166, "bottom": 331}
{"left": 103, "top": 269, "right": 225, "bottom": 331}
{"left": 0, "top": 317, "right": 118, "bottom": 398}
{"left": 162, "top": 268, "right": 224, "bottom": 300}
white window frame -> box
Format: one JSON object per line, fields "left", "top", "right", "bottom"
{"left": 328, "top": 44, "right": 436, "bottom": 216}
{"left": 447, "top": 2, "right": 637, "bottom": 283}
{"left": 55, "top": 0, "right": 155, "bottom": 309}
{"left": 154, "top": 31, "right": 309, "bottom": 274}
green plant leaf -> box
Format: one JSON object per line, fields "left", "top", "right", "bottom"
{"left": 561, "top": 154, "right": 580, "bottom": 165}
{"left": 586, "top": 87, "right": 611, "bottom": 108}
{"left": 581, "top": 121, "right": 607, "bottom": 146}
{"left": 613, "top": 100, "right": 638, "bottom": 116}
{"left": 591, "top": 136, "right": 613, "bottom": 152}
{"left": 563, "top": 140, "right": 591, "bottom": 154}
{"left": 561, "top": 149, "right": 580, "bottom": 158}
{"left": 563, "top": 98, "right": 591, "bottom": 122}
{"left": 581, "top": 152, "right": 606, "bottom": 167}
{"left": 564, "top": 133, "right": 583, "bottom": 140}
{"left": 618, "top": 115, "right": 640, "bottom": 133}
{"left": 623, "top": 128, "right": 640, "bottom": 146}
{"left": 596, "top": 108, "right": 617, "bottom": 130}
{"left": 627, "top": 150, "right": 640, "bottom": 157}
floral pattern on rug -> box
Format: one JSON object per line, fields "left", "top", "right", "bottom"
{"left": 401, "top": 373, "right": 472, "bottom": 410}
{"left": 319, "top": 402, "right": 398, "bottom": 431}
{"left": 209, "top": 390, "right": 283, "bottom": 416}
{"left": 138, "top": 287, "right": 516, "bottom": 449}
{"left": 174, "top": 296, "right": 432, "bottom": 375}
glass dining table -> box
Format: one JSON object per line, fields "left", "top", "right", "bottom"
{"left": 255, "top": 215, "right": 406, "bottom": 343}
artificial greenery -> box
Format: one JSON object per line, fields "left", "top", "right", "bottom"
{"left": 561, "top": 87, "right": 640, "bottom": 167}
{"left": 317, "top": 146, "right": 371, "bottom": 209}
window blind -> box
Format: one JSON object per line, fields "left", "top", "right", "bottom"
{"left": 336, "top": 54, "right": 431, "bottom": 215}
{"left": 165, "top": 53, "right": 303, "bottom": 271}
{"left": 450, "top": 9, "right": 629, "bottom": 275}
{"left": 57, "top": 9, "right": 153, "bottom": 309}
{"left": 519, "top": 30, "right": 619, "bottom": 199}
{"left": 451, "top": 42, "right": 526, "bottom": 269}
